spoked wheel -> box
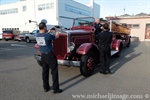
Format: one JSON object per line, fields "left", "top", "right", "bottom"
{"left": 80, "top": 51, "right": 96, "bottom": 77}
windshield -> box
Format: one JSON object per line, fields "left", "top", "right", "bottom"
{"left": 73, "top": 17, "right": 95, "bottom": 27}
{"left": 32, "top": 30, "right": 39, "bottom": 34}
{"left": 3, "top": 31, "right": 13, "bottom": 34}
{"left": 20, "top": 33, "right": 25, "bottom": 35}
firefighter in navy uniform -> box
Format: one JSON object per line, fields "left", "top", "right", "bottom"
{"left": 97, "top": 23, "right": 113, "bottom": 74}
{"left": 94, "top": 18, "right": 103, "bottom": 45}
{"left": 36, "top": 22, "right": 62, "bottom": 93}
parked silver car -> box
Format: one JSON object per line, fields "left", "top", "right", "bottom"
{"left": 25, "top": 30, "right": 39, "bottom": 43}
{"left": 19, "top": 33, "right": 26, "bottom": 41}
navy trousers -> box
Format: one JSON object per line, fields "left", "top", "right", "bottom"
{"left": 41, "top": 51, "right": 59, "bottom": 90}
{"left": 100, "top": 45, "right": 111, "bottom": 72}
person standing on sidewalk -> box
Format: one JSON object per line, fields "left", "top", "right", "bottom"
{"left": 36, "top": 22, "right": 62, "bottom": 93}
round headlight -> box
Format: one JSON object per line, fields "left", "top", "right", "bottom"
{"left": 68, "top": 42, "right": 75, "bottom": 51}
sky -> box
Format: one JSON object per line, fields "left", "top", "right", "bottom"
{"left": 0, "top": 0, "right": 150, "bottom": 18}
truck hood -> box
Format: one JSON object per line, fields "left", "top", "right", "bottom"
{"left": 59, "top": 29, "right": 91, "bottom": 34}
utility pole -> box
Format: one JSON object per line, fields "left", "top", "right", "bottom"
{"left": 34, "top": 0, "right": 36, "bottom": 21}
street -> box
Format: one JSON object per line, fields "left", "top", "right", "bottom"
{"left": 0, "top": 40, "right": 150, "bottom": 100}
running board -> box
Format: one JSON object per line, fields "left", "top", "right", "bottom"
{"left": 111, "top": 50, "right": 118, "bottom": 56}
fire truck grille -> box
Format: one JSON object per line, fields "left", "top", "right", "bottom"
{"left": 53, "top": 34, "right": 67, "bottom": 59}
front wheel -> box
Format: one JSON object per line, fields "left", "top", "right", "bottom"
{"left": 26, "top": 37, "right": 31, "bottom": 43}
{"left": 80, "top": 51, "right": 97, "bottom": 77}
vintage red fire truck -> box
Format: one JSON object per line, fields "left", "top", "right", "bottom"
{"left": 34, "top": 17, "right": 131, "bottom": 77}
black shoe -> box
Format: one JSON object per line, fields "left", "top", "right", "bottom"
{"left": 53, "top": 89, "right": 63, "bottom": 93}
{"left": 106, "top": 70, "right": 112, "bottom": 74}
{"left": 100, "top": 70, "right": 104, "bottom": 73}
{"left": 44, "top": 87, "right": 50, "bottom": 92}
{"left": 100, "top": 70, "right": 107, "bottom": 75}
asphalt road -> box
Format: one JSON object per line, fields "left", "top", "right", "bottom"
{"left": 0, "top": 40, "right": 150, "bottom": 100}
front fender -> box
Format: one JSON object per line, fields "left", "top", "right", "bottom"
{"left": 116, "top": 40, "right": 122, "bottom": 51}
{"left": 112, "top": 39, "right": 122, "bottom": 51}
{"left": 76, "top": 43, "right": 98, "bottom": 55}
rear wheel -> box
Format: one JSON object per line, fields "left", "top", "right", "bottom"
{"left": 80, "top": 51, "right": 97, "bottom": 77}
{"left": 126, "top": 39, "right": 131, "bottom": 47}
{"left": 26, "top": 37, "right": 31, "bottom": 43}
{"left": 5, "top": 39, "right": 8, "bottom": 41}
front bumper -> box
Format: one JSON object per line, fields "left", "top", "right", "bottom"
{"left": 34, "top": 54, "right": 80, "bottom": 67}
{"left": 20, "top": 37, "right": 25, "bottom": 40}
{"left": 3, "top": 37, "right": 12, "bottom": 39}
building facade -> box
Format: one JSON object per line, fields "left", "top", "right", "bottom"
{"left": 106, "top": 16, "right": 150, "bottom": 41}
{"left": 0, "top": 0, "right": 100, "bottom": 32}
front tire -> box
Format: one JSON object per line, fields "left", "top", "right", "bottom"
{"left": 80, "top": 51, "right": 97, "bottom": 77}
{"left": 26, "top": 37, "right": 31, "bottom": 43}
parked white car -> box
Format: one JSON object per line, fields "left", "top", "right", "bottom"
{"left": 0, "top": 33, "right": 2, "bottom": 40}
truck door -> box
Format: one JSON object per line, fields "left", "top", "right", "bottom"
{"left": 31, "top": 30, "right": 39, "bottom": 40}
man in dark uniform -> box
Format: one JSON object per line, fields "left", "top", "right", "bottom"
{"left": 36, "top": 22, "right": 62, "bottom": 93}
{"left": 97, "top": 23, "right": 112, "bottom": 74}
{"left": 94, "top": 18, "right": 102, "bottom": 45}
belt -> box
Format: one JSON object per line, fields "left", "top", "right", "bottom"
{"left": 100, "top": 44, "right": 110, "bottom": 46}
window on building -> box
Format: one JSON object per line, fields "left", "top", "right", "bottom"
{"left": 0, "top": 8, "right": 18, "bottom": 15}
{"left": 13, "top": 9, "right": 15, "bottom": 13}
{"left": 50, "top": 3, "right": 54, "bottom": 8}
{"left": 132, "top": 24, "right": 140, "bottom": 28}
{"left": 0, "top": 11, "right": 2, "bottom": 14}
{"left": 38, "top": 3, "right": 54, "bottom": 11}
{"left": 38, "top": 5, "right": 42, "bottom": 10}
{"left": 12, "top": 9, "right": 15, "bottom": 13}
{"left": 10, "top": 9, "right": 12, "bottom": 13}
{"left": 15, "top": 8, "right": 18, "bottom": 13}
{"left": 65, "top": 4, "right": 90, "bottom": 16}
{"left": 42, "top": 4, "right": 45, "bottom": 10}
{"left": 46, "top": 3, "right": 50, "bottom": 9}
{"left": 2, "top": 10, "right": 5, "bottom": 14}
{"left": 7, "top": 10, "right": 9, "bottom": 14}
{"left": 23, "top": 6, "right": 26, "bottom": 12}
{"left": 1, "top": 10, "right": 4, "bottom": 15}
